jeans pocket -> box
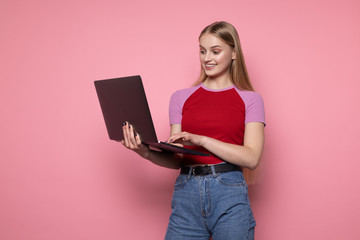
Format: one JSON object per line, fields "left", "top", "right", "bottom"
{"left": 174, "top": 175, "right": 187, "bottom": 190}
{"left": 216, "top": 171, "right": 246, "bottom": 187}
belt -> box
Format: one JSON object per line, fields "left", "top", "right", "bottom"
{"left": 180, "top": 163, "right": 242, "bottom": 176}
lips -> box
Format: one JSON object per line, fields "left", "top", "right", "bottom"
{"left": 205, "top": 64, "right": 216, "bottom": 70}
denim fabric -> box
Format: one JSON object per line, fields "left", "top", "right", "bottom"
{"left": 165, "top": 166, "right": 256, "bottom": 240}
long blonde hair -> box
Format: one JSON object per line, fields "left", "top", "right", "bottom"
{"left": 195, "top": 21, "right": 260, "bottom": 184}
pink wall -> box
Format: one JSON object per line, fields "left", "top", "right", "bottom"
{"left": 1, "top": 0, "right": 359, "bottom": 239}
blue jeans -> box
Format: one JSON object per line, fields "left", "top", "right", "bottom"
{"left": 165, "top": 167, "right": 256, "bottom": 240}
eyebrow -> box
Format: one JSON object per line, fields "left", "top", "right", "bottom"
{"left": 199, "top": 45, "right": 222, "bottom": 49}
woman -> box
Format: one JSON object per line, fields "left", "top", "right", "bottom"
{"left": 121, "top": 21, "right": 265, "bottom": 240}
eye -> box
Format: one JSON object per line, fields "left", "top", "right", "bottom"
{"left": 213, "top": 50, "right": 221, "bottom": 55}
{"left": 200, "top": 50, "right": 206, "bottom": 54}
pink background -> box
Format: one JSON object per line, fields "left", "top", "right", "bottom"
{"left": 1, "top": 0, "right": 359, "bottom": 239}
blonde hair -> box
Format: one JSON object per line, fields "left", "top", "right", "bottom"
{"left": 195, "top": 21, "right": 260, "bottom": 184}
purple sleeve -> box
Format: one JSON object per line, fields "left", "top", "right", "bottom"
{"left": 169, "top": 86, "right": 200, "bottom": 125}
{"left": 236, "top": 90, "right": 266, "bottom": 125}
{"left": 169, "top": 90, "right": 183, "bottom": 125}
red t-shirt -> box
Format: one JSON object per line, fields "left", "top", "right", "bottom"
{"left": 169, "top": 83, "right": 265, "bottom": 165}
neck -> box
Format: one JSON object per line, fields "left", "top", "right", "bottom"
{"left": 203, "top": 73, "right": 233, "bottom": 90}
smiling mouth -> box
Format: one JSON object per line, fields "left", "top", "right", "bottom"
{"left": 205, "top": 64, "right": 216, "bottom": 70}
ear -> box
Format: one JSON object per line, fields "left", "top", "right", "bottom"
{"left": 232, "top": 50, "right": 236, "bottom": 60}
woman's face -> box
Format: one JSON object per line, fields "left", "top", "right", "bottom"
{"left": 199, "top": 33, "right": 235, "bottom": 79}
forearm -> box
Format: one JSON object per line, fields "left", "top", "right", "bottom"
{"left": 200, "top": 137, "right": 262, "bottom": 169}
{"left": 133, "top": 147, "right": 182, "bottom": 169}
{"left": 169, "top": 123, "right": 265, "bottom": 169}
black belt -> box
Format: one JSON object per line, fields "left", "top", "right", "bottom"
{"left": 180, "top": 163, "right": 241, "bottom": 176}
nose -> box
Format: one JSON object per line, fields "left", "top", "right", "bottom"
{"left": 204, "top": 52, "right": 212, "bottom": 62}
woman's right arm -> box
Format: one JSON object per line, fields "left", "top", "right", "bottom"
{"left": 120, "top": 122, "right": 182, "bottom": 169}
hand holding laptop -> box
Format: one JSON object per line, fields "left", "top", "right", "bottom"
{"left": 120, "top": 121, "right": 152, "bottom": 157}
{"left": 121, "top": 120, "right": 184, "bottom": 154}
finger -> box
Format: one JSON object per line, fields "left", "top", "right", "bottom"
{"left": 172, "top": 132, "right": 188, "bottom": 142}
{"left": 128, "top": 124, "right": 138, "bottom": 149}
{"left": 168, "top": 135, "right": 180, "bottom": 143}
{"left": 131, "top": 127, "right": 142, "bottom": 147}
{"left": 134, "top": 133, "right": 143, "bottom": 146}
{"left": 125, "top": 123, "right": 135, "bottom": 149}
{"left": 171, "top": 138, "right": 185, "bottom": 144}
{"left": 123, "top": 121, "right": 130, "bottom": 147}
{"left": 168, "top": 132, "right": 184, "bottom": 143}
{"left": 173, "top": 138, "right": 187, "bottom": 144}
{"left": 173, "top": 134, "right": 194, "bottom": 146}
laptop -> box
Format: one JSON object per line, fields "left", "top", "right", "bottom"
{"left": 94, "top": 75, "right": 210, "bottom": 156}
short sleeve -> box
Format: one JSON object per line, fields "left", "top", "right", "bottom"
{"left": 169, "top": 90, "right": 183, "bottom": 125}
{"left": 244, "top": 92, "right": 266, "bottom": 125}
{"left": 168, "top": 86, "right": 201, "bottom": 125}
{"left": 235, "top": 89, "right": 265, "bottom": 125}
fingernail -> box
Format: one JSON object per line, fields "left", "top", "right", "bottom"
{"left": 134, "top": 132, "right": 137, "bottom": 137}
{"left": 122, "top": 122, "right": 126, "bottom": 126}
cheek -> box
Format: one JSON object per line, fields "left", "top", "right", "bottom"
{"left": 216, "top": 54, "right": 232, "bottom": 65}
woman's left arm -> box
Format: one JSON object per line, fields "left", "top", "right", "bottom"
{"left": 168, "top": 122, "right": 264, "bottom": 169}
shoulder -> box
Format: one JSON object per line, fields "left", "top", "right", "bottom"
{"left": 234, "top": 88, "right": 266, "bottom": 125}
{"left": 171, "top": 85, "right": 201, "bottom": 97}
{"left": 233, "top": 88, "right": 264, "bottom": 106}
{"left": 169, "top": 85, "right": 202, "bottom": 125}
{"left": 170, "top": 85, "right": 201, "bottom": 104}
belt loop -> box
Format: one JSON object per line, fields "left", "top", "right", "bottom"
{"left": 186, "top": 167, "right": 193, "bottom": 180}
{"left": 210, "top": 165, "right": 217, "bottom": 177}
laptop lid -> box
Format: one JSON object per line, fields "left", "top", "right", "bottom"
{"left": 94, "top": 75, "right": 158, "bottom": 143}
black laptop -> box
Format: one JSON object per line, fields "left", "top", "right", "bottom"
{"left": 94, "top": 75, "right": 210, "bottom": 156}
